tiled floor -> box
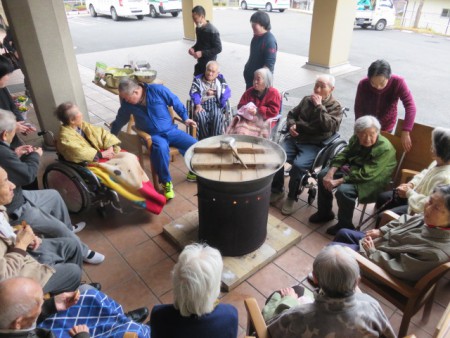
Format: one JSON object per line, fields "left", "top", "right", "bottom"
{"left": 7, "top": 40, "right": 449, "bottom": 338}
{"left": 66, "top": 157, "right": 449, "bottom": 338}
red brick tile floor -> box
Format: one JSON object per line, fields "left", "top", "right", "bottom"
{"left": 40, "top": 153, "right": 448, "bottom": 338}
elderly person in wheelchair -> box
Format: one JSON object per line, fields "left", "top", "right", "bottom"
{"left": 227, "top": 68, "right": 281, "bottom": 138}
{"left": 331, "top": 184, "right": 450, "bottom": 283}
{"left": 309, "top": 116, "right": 397, "bottom": 236}
{"left": 270, "top": 75, "right": 343, "bottom": 215}
{"left": 189, "top": 61, "right": 231, "bottom": 140}
{"left": 55, "top": 102, "right": 166, "bottom": 214}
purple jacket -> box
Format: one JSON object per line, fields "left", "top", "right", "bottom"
{"left": 354, "top": 74, "right": 416, "bottom": 132}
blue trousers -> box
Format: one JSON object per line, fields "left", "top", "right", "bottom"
{"left": 150, "top": 126, "right": 197, "bottom": 184}
{"left": 272, "top": 137, "right": 321, "bottom": 199}
{"left": 330, "top": 228, "right": 365, "bottom": 251}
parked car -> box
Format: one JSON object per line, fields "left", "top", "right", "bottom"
{"left": 355, "top": 0, "right": 396, "bottom": 31}
{"left": 148, "top": 0, "right": 182, "bottom": 18}
{"left": 87, "top": 0, "right": 149, "bottom": 21}
{"left": 239, "top": 0, "right": 289, "bottom": 12}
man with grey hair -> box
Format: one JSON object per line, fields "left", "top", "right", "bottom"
{"left": 309, "top": 115, "right": 396, "bottom": 235}
{"left": 0, "top": 109, "right": 104, "bottom": 264}
{"left": 271, "top": 75, "right": 343, "bottom": 215}
{"left": 267, "top": 245, "right": 395, "bottom": 338}
{"left": 111, "top": 78, "right": 197, "bottom": 200}
{"left": 150, "top": 243, "right": 238, "bottom": 337}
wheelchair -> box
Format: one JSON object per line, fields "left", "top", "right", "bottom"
{"left": 42, "top": 132, "right": 122, "bottom": 216}
{"left": 273, "top": 107, "right": 349, "bottom": 205}
{"left": 186, "top": 99, "right": 232, "bottom": 138}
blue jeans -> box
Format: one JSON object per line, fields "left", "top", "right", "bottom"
{"left": 330, "top": 228, "right": 365, "bottom": 251}
{"left": 272, "top": 137, "right": 321, "bottom": 199}
{"left": 150, "top": 126, "right": 197, "bottom": 184}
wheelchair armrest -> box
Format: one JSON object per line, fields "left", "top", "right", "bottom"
{"left": 321, "top": 133, "right": 340, "bottom": 147}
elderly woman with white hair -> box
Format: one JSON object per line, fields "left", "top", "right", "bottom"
{"left": 271, "top": 75, "right": 343, "bottom": 215}
{"left": 309, "top": 116, "right": 397, "bottom": 235}
{"left": 227, "top": 68, "right": 281, "bottom": 138}
{"left": 267, "top": 245, "right": 395, "bottom": 338}
{"left": 149, "top": 243, "right": 238, "bottom": 338}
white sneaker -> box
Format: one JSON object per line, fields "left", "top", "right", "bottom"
{"left": 72, "top": 222, "right": 86, "bottom": 234}
{"left": 83, "top": 250, "right": 105, "bottom": 264}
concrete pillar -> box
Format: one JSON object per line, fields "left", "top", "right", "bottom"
{"left": 2, "top": 0, "right": 88, "bottom": 140}
{"left": 306, "top": 0, "right": 355, "bottom": 73}
{"left": 182, "top": 0, "right": 214, "bottom": 40}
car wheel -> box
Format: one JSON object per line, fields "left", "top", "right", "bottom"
{"left": 171, "top": 12, "right": 179, "bottom": 17}
{"left": 137, "top": 15, "right": 144, "bottom": 20}
{"left": 279, "top": 9, "right": 285, "bottom": 12}
{"left": 265, "top": 3, "right": 273, "bottom": 12}
{"left": 89, "top": 5, "right": 97, "bottom": 17}
{"left": 241, "top": 1, "right": 248, "bottom": 10}
{"left": 150, "top": 5, "right": 158, "bottom": 18}
{"left": 375, "top": 19, "right": 386, "bottom": 31}
{"left": 111, "top": 7, "right": 119, "bottom": 21}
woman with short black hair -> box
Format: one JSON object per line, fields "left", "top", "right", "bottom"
{"left": 243, "top": 11, "right": 277, "bottom": 89}
{"left": 354, "top": 59, "right": 416, "bottom": 152}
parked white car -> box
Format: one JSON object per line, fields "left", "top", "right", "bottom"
{"left": 87, "top": 0, "right": 149, "bottom": 21}
{"left": 148, "top": 0, "right": 182, "bottom": 18}
{"left": 355, "top": 0, "right": 396, "bottom": 31}
{"left": 239, "top": 0, "right": 289, "bottom": 12}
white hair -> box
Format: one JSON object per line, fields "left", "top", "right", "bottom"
{"left": 205, "top": 60, "right": 220, "bottom": 72}
{"left": 354, "top": 115, "right": 381, "bottom": 134}
{"left": 313, "top": 245, "right": 360, "bottom": 297}
{"left": 316, "top": 74, "right": 335, "bottom": 88}
{"left": 254, "top": 68, "right": 273, "bottom": 88}
{"left": 172, "top": 243, "right": 223, "bottom": 317}
{"left": 0, "top": 109, "right": 16, "bottom": 134}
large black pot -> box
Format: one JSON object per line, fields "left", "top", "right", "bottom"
{"left": 185, "top": 135, "right": 286, "bottom": 256}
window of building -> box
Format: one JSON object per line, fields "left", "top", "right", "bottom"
{"left": 442, "top": 8, "right": 450, "bottom": 17}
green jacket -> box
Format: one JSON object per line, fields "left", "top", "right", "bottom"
{"left": 331, "top": 134, "right": 396, "bottom": 203}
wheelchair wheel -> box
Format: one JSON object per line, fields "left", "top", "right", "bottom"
{"left": 322, "top": 139, "right": 347, "bottom": 168}
{"left": 271, "top": 117, "right": 288, "bottom": 144}
{"left": 315, "top": 138, "right": 347, "bottom": 169}
{"left": 43, "top": 162, "right": 91, "bottom": 213}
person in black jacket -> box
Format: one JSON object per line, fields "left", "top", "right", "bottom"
{"left": 188, "top": 5, "right": 222, "bottom": 76}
